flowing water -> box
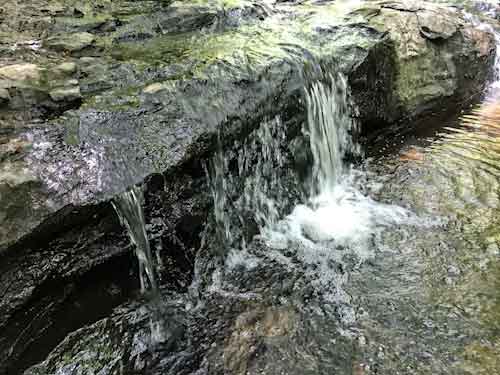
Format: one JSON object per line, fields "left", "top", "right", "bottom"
{"left": 5, "top": 0, "right": 500, "bottom": 374}
{"left": 107, "top": 1, "right": 500, "bottom": 372}
{"left": 197, "top": 13, "right": 500, "bottom": 374}
{"left": 112, "top": 186, "right": 166, "bottom": 344}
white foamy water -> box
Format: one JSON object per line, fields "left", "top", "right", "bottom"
{"left": 210, "top": 70, "right": 436, "bottom": 310}
{"left": 261, "top": 73, "right": 419, "bottom": 258}
{"left": 262, "top": 177, "right": 414, "bottom": 253}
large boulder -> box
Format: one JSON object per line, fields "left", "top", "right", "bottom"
{"left": 0, "top": 0, "right": 496, "bottom": 373}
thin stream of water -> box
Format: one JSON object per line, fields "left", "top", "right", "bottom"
{"left": 112, "top": 186, "right": 166, "bottom": 344}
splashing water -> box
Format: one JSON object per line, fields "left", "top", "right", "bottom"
{"left": 209, "top": 116, "right": 292, "bottom": 252}
{"left": 237, "top": 116, "right": 288, "bottom": 231}
{"left": 262, "top": 73, "right": 414, "bottom": 255}
{"left": 207, "top": 69, "right": 428, "bottom": 309}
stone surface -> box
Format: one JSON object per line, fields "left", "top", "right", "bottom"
{"left": 45, "top": 32, "right": 96, "bottom": 53}
{"left": 0, "top": 0, "right": 496, "bottom": 373}
{"left": 0, "top": 63, "right": 40, "bottom": 82}
{"left": 49, "top": 86, "right": 82, "bottom": 102}
{"left": 365, "top": 1, "right": 495, "bottom": 118}
{"left": 56, "top": 62, "right": 78, "bottom": 75}
{"left": 0, "top": 87, "right": 9, "bottom": 102}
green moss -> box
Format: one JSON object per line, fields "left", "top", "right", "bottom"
{"left": 81, "top": 85, "right": 142, "bottom": 111}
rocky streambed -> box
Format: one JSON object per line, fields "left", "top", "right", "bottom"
{"left": 0, "top": 0, "right": 499, "bottom": 374}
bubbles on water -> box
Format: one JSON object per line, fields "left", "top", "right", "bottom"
{"left": 225, "top": 248, "right": 262, "bottom": 270}
{"left": 259, "top": 167, "right": 425, "bottom": 308}
{"left": 261, "top": 72, "right": 419, "bottom": 262}
{"left": 262, "top": 174, "right": 413, "bottom": 253}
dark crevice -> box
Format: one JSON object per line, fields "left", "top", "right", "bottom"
{"left": 3, "top": 252, "right": 139, "bottom": 375}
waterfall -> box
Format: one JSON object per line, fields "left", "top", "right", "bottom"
{"left": 305, "top": 73, "right": 359, "bottom": 195}
{"left": 209, "top": 116, "right": 291, "bottom": 252}
{"left": 211, "top": 148, "right": 234, "bottom": 249}
{"left": 208, "top": 69, "right": 414, "bottom": 291}
{"left": 238, "top": 116, "right": 288, "bottom": 231}
{"left": 112, "top": 186, "right": 165, "bottom": 344}
{"left": 112, "top": 186, "right": 158, "bottom": 294}
{"left": 260, "top": 72, "right": 411, "bottom": 253}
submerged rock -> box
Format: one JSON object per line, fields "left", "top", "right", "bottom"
{"left": 0, "top": 0, "right": 497, "bottom": 373}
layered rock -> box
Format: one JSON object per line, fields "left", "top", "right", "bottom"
{"left": 0, "top": 0, "right": 496, "bottom": 373}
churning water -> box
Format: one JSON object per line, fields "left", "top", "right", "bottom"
{"left": 261, "top": 73, "right": 416, "bottom": 254}
{"left": 210, "top": 70, "right": 432, "bottom": 308}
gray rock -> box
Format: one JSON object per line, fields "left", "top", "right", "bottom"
{"left": 45, "top": 32, "right": 96, "bottom": 53}
{"left": 0, "top": 0, "right": 496, "bottom": 373}
{"left": 0, "top": 63, "right": 40, "bottom": 82}
{"left": 0, "top": 87, "right": 9, "bottom": 103}
{"left": 56, "top": 62, "right": 78, "bottom": 75}
{"left": 49, "top": 86, "right": 82, "bottom": 102}
{"left": 418, "top": 10, "right": 458, "bottom": 40}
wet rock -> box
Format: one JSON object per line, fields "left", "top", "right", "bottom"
{"left": 417, "top": 10, "right": 457, "bottom": 40}
{"left": 0, "top": 63, "right": 41, "bottom": 82}
{"left": 45, "top": 32, "right": 96, "bottom": 53}
{"left": 361, "top": 1, "right": 495, "bottom": 121}
{"left": 0, "top": 137, "right": 30, "bottom": 160}
{"left": 224, "top": 307, "right": 298, "bottom": 375}
{"left": 23, "top": 297, "right": 187, "bottom": 375}
{"left": 49, "top": 86, "right": 82, "bottom": 102}
{"left": 56, "top": 62, "right": 78, "bottom": 75}
{"left": 0, "top": 0, "right": 497, "bottom": 373}
{"left": 486, "top": 243, "right": 499, "bottom": 256}
{"left": 0, "top": 62, "right": 82, "bottom": 112}
{"left": 0, "top": 87, "right": 9, "bottom": 103}
{"left": 0, "top": 63, "right": 46, "bottom": 110}
{"left": 143, "top": 82, "right": 166, "bottom": 95}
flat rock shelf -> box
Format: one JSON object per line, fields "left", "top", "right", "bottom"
{"left": 0, "top": 0, "right": 499, "bottom": 374}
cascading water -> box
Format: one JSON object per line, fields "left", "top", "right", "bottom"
{"left": 112, "top": 186, "right": 158, "bottom": 294}
{"left": 262, "top": 73, "right": 413, "bottom": 253}
{"left": 305, "top": 73, "right": 358, "bottom": 194}
{"left": 209, "top": 115, "right": 292, "bottom": 252}
{"left": 210, "top": 69, "right": 421, "bottom": 307}
{"left": 112, "top": 186, "right": 165, "bottom": 344}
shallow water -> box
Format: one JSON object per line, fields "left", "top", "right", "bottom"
{"left": 213, "top": 99, "right": 500, "bottom": 374}
{"left": 203, "top": 8, "right": 500, "bottom": 374}
{"left": 15, "top": 1, "right": 500, "bottom": 373}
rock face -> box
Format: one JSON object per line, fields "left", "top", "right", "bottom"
{"left": 0, "top": 0, "right": 496, "bottom": 373}
{"left": 45, "top": 32, "right": 97, "bottom": 53}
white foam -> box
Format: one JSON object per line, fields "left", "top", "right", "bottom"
{"left": 262, "top": 171, "right": 414, "bottom": 254}
{"left": 225, "top": 248, "right": 261, "bottom": 270}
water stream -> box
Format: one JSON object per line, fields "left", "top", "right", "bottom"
{"left": 110, "top": 17, "right": 500, "bottom": 374}
{"left": 199, "top": 9, "right": 500, "bottom": 372}
{"left": 5, "top": 0, "right": 500, "bottom": 373}
{"left": 112, "top": 186, "right": 165, "bottom": 344}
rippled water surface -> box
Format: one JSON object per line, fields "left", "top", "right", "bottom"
{"left": 350, "top": 100, "right": 500, "bottom": 373}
